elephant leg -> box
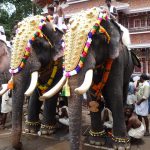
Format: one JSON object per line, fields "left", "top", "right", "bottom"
{"left": 88, "top": 98, "right": 106, "bottom": 146}
{"left": 39, "top": 94, "right": 58, "bottom": 136}
{"left": 12, "top": 74, "right": 28, "bottom": 150}
{"left": 103, "top": 85, "right": 130, "bottom": 150}
{"left": 25, "top": 89, "right": 42, "bottom": 134}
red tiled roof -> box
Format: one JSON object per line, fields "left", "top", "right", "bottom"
{"left": 64, "top": 0, "right": 129, "bottom": 15}
{"left": 130, "top": 33, "right": 150, "bottom": 45}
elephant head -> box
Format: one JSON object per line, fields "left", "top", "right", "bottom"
{"left": 0, "top": 38, "right": 11, "bottom": 95}
{"left": 0, "top": 39, "right": 10, "bottom": 73}
{"left": 3, "top": 15, "right": 63, "bottom": 149}
{"left": 41, "top": 7, "right": 127, "bottom": 150}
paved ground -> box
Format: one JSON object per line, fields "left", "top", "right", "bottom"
{"left": 0, "top": 108, "right": 150, "bottom": 150}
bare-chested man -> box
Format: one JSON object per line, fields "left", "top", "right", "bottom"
{"left": 125, "top": 105, "right": 145, "bottom": 139}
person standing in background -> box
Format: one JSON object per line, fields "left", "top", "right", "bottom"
{"left": 135, "top": 74, "right": 150, "bottom": 136}
{"left": 127, "top": 78, "right": 136, "bottom": 106}
{"left": 47, "top": 5, "right": 55, "bottom": 16}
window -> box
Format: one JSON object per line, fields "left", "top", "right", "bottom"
{"left": 141, "top": 19, "right": 145, "bottom": 27}
{"left": 147, "top": 16, "right": 150, "bottom": 26}
{"left": 128, "top": 18, "right": 134, "bottom": 28}
{"left": 134, "top": 19, "right": 141, "bottom": 28}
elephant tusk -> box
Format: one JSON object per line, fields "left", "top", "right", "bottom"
{"left": 75, "top": 69, "right": 93, "bottom": 95}
{"left": 0, "top": 84, "right": 9, "bottom": 96}
{"left": 39, "top": 76, "right": 67, "bottom": 101}
{"left": 24, "top": 71, "right": 38, "bottom": 97}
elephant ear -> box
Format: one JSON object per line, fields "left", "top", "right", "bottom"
{"left": 108, "top": 20, "right": 123, "bottom": 59}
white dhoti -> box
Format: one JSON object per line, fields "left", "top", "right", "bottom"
{"left": 135, "top": 100, "right": 149, "bottom": 116}
{"left": 127, "top": 94, "right": 137, "bottom": 105}
{"left": 128, "top": 123, "right": 145, "bottom": 139}
{"left": 1, "top": 90, "right": 12, "bottom": 113}
{"left": 57, "top": 17, "right": 63, "bottom": 30}
{"left": 101, "top": 107, "right": 113, "bottom": 129}
{"left": 59, "top": 118, "right": 69, "bottom": 126}
{"left": 58, "top": 106, "right": 69, "bottom": 126}
{"left": 135, "top": 81, "right": 149, "bottom": 116}
{"left": 104, "top": 121, "right": 113, "bottom": 129}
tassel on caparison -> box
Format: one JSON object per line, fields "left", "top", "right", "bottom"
{"left": 61, "top": 78, "right": 70, "bottom": 97}
{"left": 7, "top": 78, "right": 14, "bottom": 90}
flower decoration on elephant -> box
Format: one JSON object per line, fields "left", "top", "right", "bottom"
{"left": 7, "top": 15, "right": 56, "bottom": 90}
{"left": 61, "top": 7, "right": 111, "bottom": 97}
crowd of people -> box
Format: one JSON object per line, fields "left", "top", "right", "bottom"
{"left": 127, "top": 74, "right": 150, "bottom": 137}
{"left": 101, "top": 73, "right": 150, "bottom": 141}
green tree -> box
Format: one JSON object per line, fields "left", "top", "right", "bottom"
{"left": 0, "top": 0, "right": 42, "bottom": 39}
{"left": 0, "top": 8, "right": 10, "bottom": 38}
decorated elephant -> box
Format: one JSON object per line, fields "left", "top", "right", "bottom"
{"left": 24, "top": 26, "right": 63, "bottom": 135}
{"left": 2, "top": 15, "right": 63, "bottom": 149}
{"left": 40, "top": 7, "right": 140, "bottom": 150}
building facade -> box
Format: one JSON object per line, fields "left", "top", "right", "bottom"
{"left": 64, "top": 0, "right": 150, "bottom": 74}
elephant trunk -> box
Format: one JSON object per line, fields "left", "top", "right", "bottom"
{"left": 68, "top": 75, "right": 83, "bottom": 150}
{"left": 11, "top": 72, "right": 29, "bottom": 149}
{"left": 11, "top": 52, "right": 41, "bottom": 149}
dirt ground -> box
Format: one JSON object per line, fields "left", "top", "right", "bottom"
{"left": 0, "top": 108, "right": 150, "bottom": 150}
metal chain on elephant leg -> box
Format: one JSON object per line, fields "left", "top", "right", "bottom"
{"left": 88, "top": 129, "right": 106, "bottom": 146}
{"left": 38, "top": 123, "right": 58, "bottom": 136}
{"left": 24, "top": 121, "right": 41, "bottom": 134}
{"left": 112, "top": 136, "right": 131, "bottom": 150}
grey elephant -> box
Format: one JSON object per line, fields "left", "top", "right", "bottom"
{"left": 0, "top": 36, "right": 11, "bottom": 127}
{"left": 40, "top": 7, "right": 140, "bottom": 150}
{"left": 24, "top": 36, "right": 63, "bottom": 135}
{"left": 1, "top": 15, "right": 64, "bottom": 149}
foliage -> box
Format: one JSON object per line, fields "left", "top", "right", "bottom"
{"left": 0, "top": 0, "right": 42, "bottom": 39}
{"left": 0, "top": 8, "right": 10, "bottom": 38}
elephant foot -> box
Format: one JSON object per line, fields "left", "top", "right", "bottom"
{"left": 38, "top": 124, "right": 57, "bottom": 136}
{"left": 112, "top": 136, "right": 131, "bottom": 150}
{"left": 24, "top": 121, "right": 41, "bottom": 134}
{"left": 88, "top": 130, "right": 106, "bottom": 146}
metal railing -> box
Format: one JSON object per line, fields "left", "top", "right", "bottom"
{"left": 129, "top": 26, "right": 150, "bottom": 32}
